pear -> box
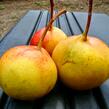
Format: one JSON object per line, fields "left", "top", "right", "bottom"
{"left": 52, "top": 0, "right": 109, "bottom": 90}
{"left": 30, "top": 27, "right": 67, "bottom": 55}
{"left": 0, "top": 10, "right": 66, "bottom": 100}
{"left": 0, "top": 46, "right": 57, "bottom": 100}
{"left": 30, "top": 0, "right": 67, "bottom": 55}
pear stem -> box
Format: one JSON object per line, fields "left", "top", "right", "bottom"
{"left": 83, "top": 0, "right": 93, "bottom": 41}
{"left": 37, "top": 9, "right": 66, "bottom": 50}
{"left": 49, "top": 0, "right": 54, "bottom": 30}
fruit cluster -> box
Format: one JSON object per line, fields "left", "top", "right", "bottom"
{"left": 0, "top": 0, "right": 109, "bottom": 100}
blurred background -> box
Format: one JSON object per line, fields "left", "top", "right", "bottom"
{"left": 0, "top": 0, "right": 109, "bottom": 38}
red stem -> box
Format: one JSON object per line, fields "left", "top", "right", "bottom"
{"left": 49, "top": 0, "right": 54, "bottom": 30}
{"left": 83, "top": 0, "right": 93, "bottom": 41}
{"left": 37, "top": 9, "right": 66, "bottom": 49}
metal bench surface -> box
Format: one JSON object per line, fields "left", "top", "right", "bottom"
{"left": 0, "top": 10, "right": 109, "bottom": 109}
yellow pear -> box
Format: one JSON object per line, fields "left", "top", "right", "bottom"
{"left": 30, "top": 27, "right": 67, "bottom": 55}
{"left": 30, "top": 0, "right": 67, "bottom": 55}
{"left": 0, "top": 10, "right": 66, "bottom": 100}
{"left": 52, "top": 0, "right": 109, "bottom": 90}
{"left": 0, "top": 46, "right": 57, "bottom": 100}
{"left": 52, "top": 35, "right": 109, "bottom": 90}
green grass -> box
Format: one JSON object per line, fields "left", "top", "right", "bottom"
{"left": 0, "top": 4, "right": 5, "bottom": 10}
{"left": 11, "top": 15, "right": 18, "bottom": 19}
{"left": 34, "top": 1, "right": 50, "bottom": 7}
{"left": 61, "top": 2, "right": 73, "bottom": 7}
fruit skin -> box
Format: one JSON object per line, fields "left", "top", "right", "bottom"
{"left": 0, "top": 45, "right": 57, "bottom": 100}
{"left": 30, "top": 27, "right": 67, "bottom": 55}
{"left": 52, "top": 35, "right": 109, "bottom": 90}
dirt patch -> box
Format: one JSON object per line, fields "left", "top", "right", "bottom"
{"left": 0, "top": 0, "right": 109, "bottom": 38}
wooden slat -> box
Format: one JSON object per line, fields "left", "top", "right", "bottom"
{"left": 73, "top": 12, "right": 109, "bottom": 45}
{"left": 0, "top": 10, "right": 41, "bottom": 56}
{"left": 28, "top": 10, "right": 49, "bottom": 44}
{"left": 65, "top": 12, "right": 82, "bottom": 35}
{"left": 4, "top": 97, "right": 41, "bottom": 109}
{"left": 33, "top": 10, "right": 57, "bottom": 33}
{"left": 0, "top": 89, "right": 4, "bottom": 108}
{"left": 42, "top": 93, "right": 65, "bottom": 109}
{"left": 53, "top": 11, "right": 58, "bottom": 27}
{"left": 0, "top": 93, "right": 7, "bottom": 109}
{"left": 95, "top": 80, "right": 109, "bottom": 109}
{"left": 99, "top": 80, "right": 109, "bottom": 109}
{"left": 0, "top": 88, "right": 3, "bottom": 102}
{"left": 58, "top": 13, "right": 72, "bottom": 36}
{"left": 73, "top": 91, "right": 99, "bottom": 109}
{"left": 42, "top": 82, "right": 70, "bottom": 109}
{"left": 34, "top": 10, "right": 49, "bottom": 31}
{"left": 29, "top": 10, "right": 50, "bottom": 43}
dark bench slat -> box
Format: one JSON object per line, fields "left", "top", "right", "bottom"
{"left": 53, "top": 11, "right": 58, "bottom": 27}
{"left": 73, "top": 12, "right": 109, "bottom": 45}
{"left": 4, "top": 97, "right": 40, "bottom": 109}
{"left": 0, "top": 10, "right": 41, "bottom": 56}
{"left": 65, "top": 12, "right": 82, "bottom": 35}
{"left": 42, "top": 93, "right": 65, "bottom": 109}
{"left": 73, "top": 91, "right": 99, "bottom": 109}
{"left": 0, "top": 88, "right": 6, "bottom": 109}
{"left": 33, "top": 10, "right": 58, "bottom": 32}
{"left": 0, "top": 92, "right": 7, "bottom": 109}
{"left": 99, "top": 80, "right": 109, "bottom": 109}
{"left": 100, "top": 80, "right": 109, "bottom": 108}
{"left": 28, "top": 10, "right": 49, "bottom": 44}
{"left": 31, "top": 10, "right": 57, "bottom": 36}
{"left": 0, "top": 88, "right": 3, "bottom": 102}
{"left": 62, "top": 87, "right": 100, "bottom": 109}
{"left": 58, "top": 14, "right": 72, "bottom": 36}
{"left": 41, "top": 82, "right": 71, "bottom": 109}
{"left": 34, "top": 10, "right": 49, "bottom": 32}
